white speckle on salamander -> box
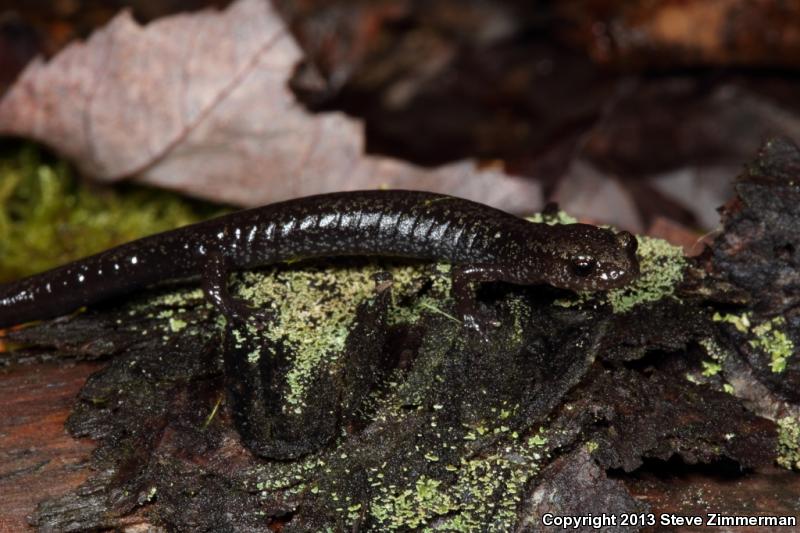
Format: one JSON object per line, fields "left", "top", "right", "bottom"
{"left": 300, "top": 217, "right": 315, "bottom": 231}
{"left": 604, "top": 269, "right": 622, "bottom": 281}
{"left": 281, "top": 220, "right": 295, "bottom": 238}
{"left": 319, "top": 213, "right": 337, "bottom": 228}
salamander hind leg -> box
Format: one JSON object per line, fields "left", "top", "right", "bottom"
{"left": 201, "top": 251, "right": 273, "bottom": 327}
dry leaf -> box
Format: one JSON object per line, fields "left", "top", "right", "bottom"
{"left": 0, "top": 0, "right": 541, "bottom": 211}
{"left": 552, "top": 161, "right": 643, "bottom": 231}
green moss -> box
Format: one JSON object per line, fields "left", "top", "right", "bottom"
{"left": 713, "top": 313, "right": 795, "bottom": 373}
{"left": 0, "top": 144, "right": 227, "bottom": 281}
{"left": 777, "top": 416, "right": 800, "bottom": 470}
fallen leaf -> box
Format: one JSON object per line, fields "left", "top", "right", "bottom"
{"left": 0, "top": 0, "right": 542, "bottom": 211}
{"left": 552, "top": 160, "right": 643, "bottom": 231}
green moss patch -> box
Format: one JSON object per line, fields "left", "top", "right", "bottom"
{"left": 713, "top": 312, "right": 795, "bottom": 373}
{"left": 0, "top": 144, "right": 226, "bottom": 282}
{"left": 777, "top": 416, "right": 800, "bottom": 470}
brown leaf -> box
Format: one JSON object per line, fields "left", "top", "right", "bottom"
{"left": 0, "top": 0, "right": 542, "bottom": 211}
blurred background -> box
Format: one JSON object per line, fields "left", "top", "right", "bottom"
{"left": 1, "top": 0, "right": 800, "bottom": 278}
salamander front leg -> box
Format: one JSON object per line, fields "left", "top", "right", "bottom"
{"left": 452, "top": 264, "right": 508, "bottom": 336}
{"left": 201, "top": 252, "right": 271, "bottom": 326}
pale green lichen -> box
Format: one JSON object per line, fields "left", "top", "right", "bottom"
{"left": 369, "top": 476, "right": 457, "bottom": 529}
{"left": 386, "top": 263, "right": 453, "bottom": 326}
{"left": 252, "top": 455, "right": 326, "bottom": 492}
{"left": 698, "top": 337, "right": 726, "bottom": 377}
{"left": 701, "top": 361, "right": 722, "bottom": 377}
{"left": 605, "top": 236, "right": 686, "bottom": 313}
{"left": 236, "top": 265, "right": 378, "bottom": 410}
{"left": 144, "top": 486, "right": 157, "bottom": 502}
{"left": 777, "top": 416, "right": 800, "bottom": 470}
{"left": 147, "top": 288, "right": 205, "bottom": 308}
{"left": 750, "top": 317, "right": 794, "bottom": 373}
{"left": 168, "top": 317, "right": 188, "bottom": 333}
{"left": 254, "top": 311, "right": 553, "bottom": 531}
{"left": 713, "top": 311, "right": 751, "bottom": 333}
{"left": 700, "top": 337, "right": 728, "bottom": 361}
{"left": 232, "top": 261, "right": 453, "bottom": 413}
{"left": 713, "top": 313, "right": 795, "bottom": 373}
{"left": 368, "top": 428, "right": 550, "bottom": 532}
{"left": 117, "top": 285, "right": 212, "bottom": 346}
{"left": 687, "top": 339, "right": 733, "bottom": 390}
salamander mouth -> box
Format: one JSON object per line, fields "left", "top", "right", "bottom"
{"left": 557, "top": 262, "right": 638, "bottom": 292}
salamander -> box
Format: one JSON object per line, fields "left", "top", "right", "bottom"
{"left": 0, "top": 190, "right": 639, "bottom": 330}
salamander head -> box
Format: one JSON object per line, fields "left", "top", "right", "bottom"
{"left": 520, "top": 224, "right": 640, "bottom": 291}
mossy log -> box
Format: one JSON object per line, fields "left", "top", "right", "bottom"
{"left": 3, "top": 139, "right": 800, "bottom": 531}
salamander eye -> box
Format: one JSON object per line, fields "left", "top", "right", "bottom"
{"left": 570, "top": 257, "right": 596, "bottom": 277}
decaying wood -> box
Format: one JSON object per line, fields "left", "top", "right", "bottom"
{"left": 0, "top": 361, "right": 98, "bottom": 531}
{"left": 0, "top": 358, "right": 797, "bottom": 531}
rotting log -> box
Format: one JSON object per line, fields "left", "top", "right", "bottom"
{"left": 2, "top": 139, "right": 800, "bottom": 531}
{"left": 0, "top": 361, "right": 98, "bottom": 532}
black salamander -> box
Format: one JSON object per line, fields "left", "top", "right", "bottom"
{"left": 0, "top": 190, "right": 639, "bottom": 330}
